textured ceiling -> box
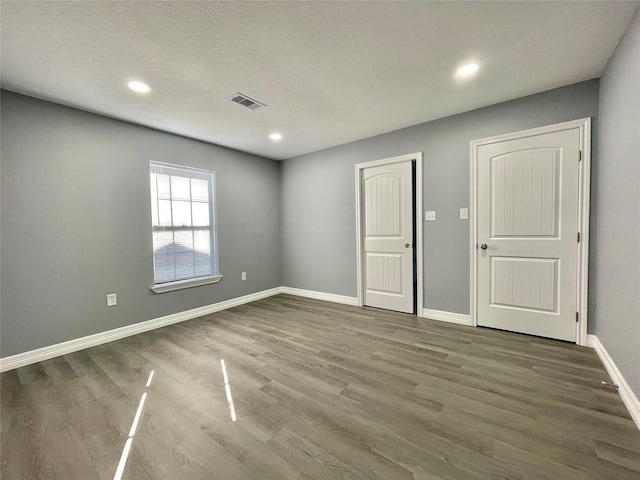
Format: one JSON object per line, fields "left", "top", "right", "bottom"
{"left": 1, "top": 1, "right": 638, "bottom": 160}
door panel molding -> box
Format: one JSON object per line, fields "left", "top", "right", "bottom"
{"left": 470, "top": 118, "right": 591, "bottom": 346}
{"left": 356, "top": 152, "right": 423, "bottom": 316}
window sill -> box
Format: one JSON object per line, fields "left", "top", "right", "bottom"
{"left": 151, "top": 275, "right": 223, "bottom": 294}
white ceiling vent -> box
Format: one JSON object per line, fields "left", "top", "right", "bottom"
{"left": 228, "top": 93, "right": 266, "bottom": 111}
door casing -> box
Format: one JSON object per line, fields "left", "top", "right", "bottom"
{"left": 470, "top": 118, "right": 591, "bottom": 346}
{"left": 355, "top": 152, "right": 424, "bottom": 316}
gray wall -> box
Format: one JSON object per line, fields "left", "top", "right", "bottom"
{"left": 281, "top": 80, "right": 600, "bottom": 322}
{"left": 0, "top": 91, "right": 282, "bottom": 357}
{"left": 594, "top": 9, "right": 640, "bottom": 398}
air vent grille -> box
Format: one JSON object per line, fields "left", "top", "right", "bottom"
{"left": 228, "top": 93, "right": 266, "bottom": 111}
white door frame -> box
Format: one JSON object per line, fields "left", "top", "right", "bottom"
{"left": 470, "top": 118, "right": 591, "bottom": 346}
{"left": 355, "top": 152, "right": 424, "bottom": 316}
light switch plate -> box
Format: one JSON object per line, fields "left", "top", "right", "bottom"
{"left": 107, "top": 293, "right": 117, "bottom": 307}
{"left": 460, "top": 208, "right": 469, "bottom": 220}
{"left": 241, "top": 272, "right": 247, "bottom": 281}
{"left": 425, "top": 211, "right": 436, "bottom": 221}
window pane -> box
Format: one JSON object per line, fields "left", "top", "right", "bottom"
{"left": 195, "top": 256, "right": 212, "bottom": 276}
{"left": 153, "top": 231, "right": 175, "bottom": 283}
{"left": 175, "top": 252, "right": 195, "bottom": 280}
{"left": 191, "top": 179, "right": 209, "bottom": 202}
{"left": 157, "top": 174, "right": 171, "bottom": 199}
{"left": 154, "top": 254, "right": 176, "bottom": 283}
{"left": 194, "top": 230, "right": 211, "bottom": 255}
{"left": 192, "top": 202, "right": 210, "bottom": 227}
{"left": 194, "top": 230, "right": 211, "bottom": 275}
{"left": 171, "top": 175, "right": 191, "bottom": 201}
{"left": 150, "top": 173, "right": 159, "bottom": 226}
{"left": 153, "top": 231, "right": 174, "bottom": 253}
{"left": 150, "top": 173, "right": 158, "bottom": 199}
{"left": 172, "top": 201, "right": 192, "bottom": 227}
{"left": 151, "top": 201, "right": 159, "bottom": 226}
{"left": 158, "top": 200, "right": 172, "bottom": 226}
{"left": 174, "top": 230, "right": 194, "bottom": 252}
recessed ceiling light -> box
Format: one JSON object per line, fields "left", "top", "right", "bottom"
{"left": 457, "top": 64, "right": 479, "bottom": 76}
{"left": 128, "top": 81, "right": 150, "bottom": 93}
{"left": 269, "top": 133, "right": 282, "bottom": 141}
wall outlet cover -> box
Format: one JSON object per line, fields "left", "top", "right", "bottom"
{"left": 425, "top": 211, "right": 436, "bottom": 221}
{"left": 106, "top": 293, "right": 117, "bottom": 307}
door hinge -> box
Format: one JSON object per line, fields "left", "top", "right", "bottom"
{"left": 577, "top": 232, "right": 581, "bottom": 243}
{"left": 576, "top": 312, "right": 579, "bottom": 322}
{"left": 579, "top": 150, "right": 582, "bottom": 161}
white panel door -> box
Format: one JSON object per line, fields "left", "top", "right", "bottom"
{"left": 477, "top": 129, "right": 580, "bottom": 341}
{"left": 363, "top": 161, "right": 413, "bottom": 313}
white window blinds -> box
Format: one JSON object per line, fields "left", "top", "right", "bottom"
{"left": 150, "top": 162, "right": 218, "bottom": 286}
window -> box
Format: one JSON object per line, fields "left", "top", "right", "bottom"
{"left": 149, "top": 162, "right": 220, "bottom": 292}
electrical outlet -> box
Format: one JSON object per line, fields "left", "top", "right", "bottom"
{"left": 241, "top": 272, "right": 247, "bottom": 281}
{"left": 106, "top": 293, "right": 117, "bottom": 307}
{"left": 460, "top": 208, "right": 469, "bottom": 220}
{"left": 425, "top": 211, "right": 436, "bottom": 221}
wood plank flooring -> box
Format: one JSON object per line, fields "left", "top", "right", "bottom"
{"left": 1, "top": 294, "right": 639, "bottom": 479}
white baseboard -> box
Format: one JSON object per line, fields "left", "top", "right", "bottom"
{"left": 422, "top": 308, "right": 472, "bottom": 326}
{"left": 281, "top": 287, "right": 359, "bottom": 306}
{"left": 588, "top": 334, "right": 640, "bottom": 430}
{"left": 0, "top": 287, "right": 283, "bottom": 373}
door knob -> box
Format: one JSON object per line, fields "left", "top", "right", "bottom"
{"left": 480, "top": 243, "right": 488, "bottom": 250}
{"left": 405, "top": 243, "right": 411, "bottom": 248}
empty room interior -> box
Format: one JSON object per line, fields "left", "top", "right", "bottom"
{"left": 2, "top": 1, "right": 640, "bottom": 479}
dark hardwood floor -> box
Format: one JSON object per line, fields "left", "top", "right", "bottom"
{"left": 1, "top": 294, "right": 639, "bottom": 479}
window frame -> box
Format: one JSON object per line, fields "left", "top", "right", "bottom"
{"left": 149, "top": 161, "right": 222, "bottom": 293}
